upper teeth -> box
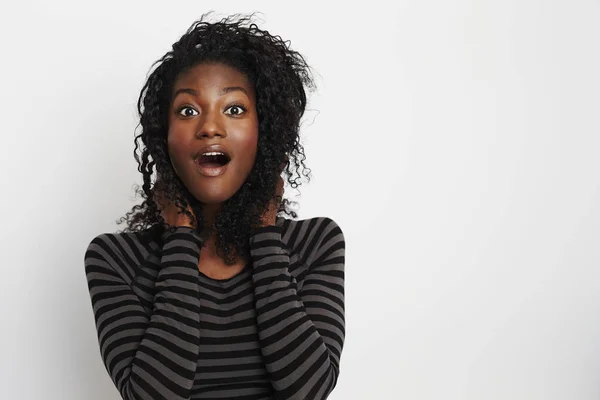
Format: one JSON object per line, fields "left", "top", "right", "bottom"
{"left": 202, "top": 152, "right": 224, "bottom": 157}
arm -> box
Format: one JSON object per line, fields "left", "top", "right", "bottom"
{"left": 84, "top": 227, "right": 203, "bottom": 400}
{"left": 249, "top": 218, "right": 345, "bottom": 400}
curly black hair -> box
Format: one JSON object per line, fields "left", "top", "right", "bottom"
{"left": 116, "top": 13, "right": 314, "bottom": 265}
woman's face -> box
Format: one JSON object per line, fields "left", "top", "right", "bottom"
{"left": 167, "top": 62, "right": 259, "bottom": 205}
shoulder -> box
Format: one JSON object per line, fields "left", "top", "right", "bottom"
{"left": 281, "top": 216, "right": 345, "bottom": 263}
{"left": 282, "top": 216, "right": 344, "bottom": 242}
{"left": 86, "top": 228, "right": 157, "bottom": 257}
{"left": 84, "top": 230, "right": 157, "bottom": 279}
{"left": 85, "top": 231, "right": 134, "bottom": 260}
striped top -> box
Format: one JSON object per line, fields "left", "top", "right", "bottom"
{"left": 84, "top": 216, "right": 345, "bottom": 400}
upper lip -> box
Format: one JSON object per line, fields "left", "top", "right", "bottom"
{"left": 193, "top": 144, "right": 231, "bottom": 162}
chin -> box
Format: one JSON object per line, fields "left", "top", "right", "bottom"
{"left": 176, "top": 162, "right": 249, "bottom": 205}
{"left": 189, "top": 191, "right": 232, "bottom": 205}
{"left": 187, "top": 184, "right": 241, "bottom": 205}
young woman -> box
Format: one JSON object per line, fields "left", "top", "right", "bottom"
{"left": 84, "top": 14, "right": 346, "bottom": 400}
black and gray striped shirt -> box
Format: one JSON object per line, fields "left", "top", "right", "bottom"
{"left": 84, "top": 216, "right": 345, "bottom": 399}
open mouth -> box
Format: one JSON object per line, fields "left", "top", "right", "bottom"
{"left": 195, "top": 152, "right": 231, "bottom": 168}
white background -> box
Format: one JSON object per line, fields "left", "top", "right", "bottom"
{"left": 1, "top": 1, "right": 599, "bottom": 399}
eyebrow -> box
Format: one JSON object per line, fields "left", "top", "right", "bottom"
{"left": 173, "top": 86, "right": 249, "bottom": 99}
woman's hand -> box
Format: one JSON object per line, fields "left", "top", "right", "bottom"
{"left": 259, "top": 156, "right": 287, "bottom": 227}
{"left": 153, "top": 178, "right": 196, "bottom": 229}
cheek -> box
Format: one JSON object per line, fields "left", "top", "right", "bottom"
{"left": 166, "top": 132, "right": 188, "bottom": 173}
{"left": 240, "top": 132, "right": 259, "bottom": 168}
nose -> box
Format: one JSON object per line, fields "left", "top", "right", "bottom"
{"left": 195, "top": 110, "right": 225, "bottom": 139}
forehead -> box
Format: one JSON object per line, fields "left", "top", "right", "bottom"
{"left": 173, "top": 62, "right": 252, "bottom": 91}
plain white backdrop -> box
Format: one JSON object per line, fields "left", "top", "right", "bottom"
{"left": 1, "top": 1, "right": 599, "bottom": 399}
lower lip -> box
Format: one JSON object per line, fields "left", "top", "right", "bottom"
{"left": 195, "top": 161, "right": 230, "bottom": 177}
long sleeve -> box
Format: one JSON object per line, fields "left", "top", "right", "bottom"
{"left": 249, "top": 218, "right": 345, "bottom": 400}
{"left": 84, "top": 227, "right": 203, "bottom": 400}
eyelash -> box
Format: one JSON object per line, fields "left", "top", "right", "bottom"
{"left": 225, "top": 103, "right": 247, "bottom": 115}
{"left": 176, "top": 103, "right": 247, "bottom": 117}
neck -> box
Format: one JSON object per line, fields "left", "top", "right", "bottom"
{"left": 199, "top": 203, "right": 220, "bottom": 236}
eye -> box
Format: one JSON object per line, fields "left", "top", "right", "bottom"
{"left": 177, "top": 106, "right": 198, "bottom": 117}
{"left": 224, "top": 104, "right": 246, "bottom": 116}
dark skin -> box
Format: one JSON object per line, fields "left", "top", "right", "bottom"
{"left": 157, "top": 62, "right": 285, "bottom": 279}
